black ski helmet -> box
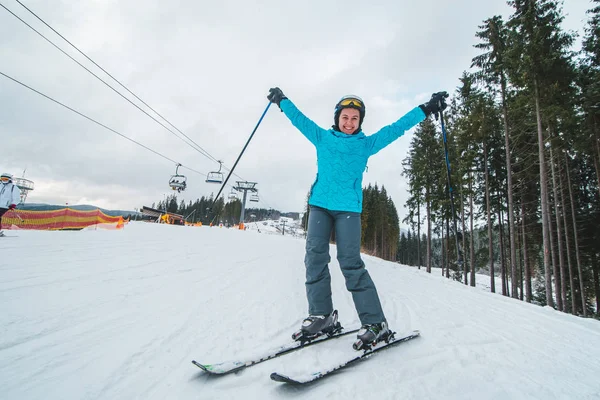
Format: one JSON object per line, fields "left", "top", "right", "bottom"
{"left": 334, "top": 95, "right": 366, "bottom": 132}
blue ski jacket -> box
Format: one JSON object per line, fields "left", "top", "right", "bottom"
{"left": 280, "top": 99, "right": 426, "bottom": 213}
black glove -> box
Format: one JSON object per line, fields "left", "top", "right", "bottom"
{"left": 267, "top": 87, "right": 287, "bottom": 108}
{"left": 419, "top": 91, "right": 449, "bottom": 120}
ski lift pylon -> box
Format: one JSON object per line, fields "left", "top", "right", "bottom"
{"left": 206, "top": 160, "right": 224, "bottom": 184}
{"left": 169, "top": 163, "right": 187, "bottom": 193}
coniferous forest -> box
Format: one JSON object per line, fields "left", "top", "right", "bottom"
{"left": 401, "top": 0, "right": 600, "bottom": 317}
{"left": 151, "top": 194, "right": 284, "bottom": 226}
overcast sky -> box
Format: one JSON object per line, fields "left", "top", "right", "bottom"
{"left": 0, "top": 0, "right": 591, "bottom": 222}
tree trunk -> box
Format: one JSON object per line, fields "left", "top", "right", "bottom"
{"left": 564, "top": 152, "right": 586, "bottom": 316}
{"left": 441, "top": 218, "right": 446, "bottom": 277}
{"left": 498, "top": 205, "right": 507, "bottom": 297}
{"left": 522, "top": 200, "right": 532, "bottom": 303}
{"left": 516, "top": 216, "right": 524, "bottom": 301}
{"left": 426, "top": 192, "right": 432, "bottom": 274}
{"left": 592, "top": 253, "right": 600, "bottom": 317}
{"left": 550, "top": 144, "right": 566, "bottom": 311}
{"left": 595, "top": 125, "right": 600, "bottom": 199}
{"left": 417, "top": 198, "right": 421, "bottom": 270}
{"left": 501, "top": 74, "right": 518, "bottom": 299}
{"left": 560, "top": 152, "right": 576, "bottom": 314}
{"left": 469, "top": 171, "right": 476, "bottom": 287}
{"left": 461, "top": 188, "right": 468, "bottom": 285}
{"left": 373, "top": 223, "right": 377, "bottom": 258}
{"left": 533, "top": 80, "right": 553, "bottom": 308}
{"left": 446, "top": 215, "right": 450, "bottom": 279}
{"left": 544, "top": 142, "right": 560, "bottom": 310}
{"left": 594, "top": 152, "right": 600, "bottom": 200}
{"left": 484, "top": 143, "right": 495, "bottom": 293}
{"left": 381, "top": 218, "right": 385, "bottom": 260}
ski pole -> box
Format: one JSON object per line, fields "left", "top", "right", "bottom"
{"left": 210, "top": 102, "right": 272, "bottom": 209}
{"left": 439, "top": 111, "right": 464, "bottom": 266}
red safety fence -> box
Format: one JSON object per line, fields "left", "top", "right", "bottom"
{"left": 1, "top": 208, "right": 126, "bottom": 230}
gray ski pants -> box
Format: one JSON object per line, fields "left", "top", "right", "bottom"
{"left": 304, "top": 206, "right": 386, "bottom": 325}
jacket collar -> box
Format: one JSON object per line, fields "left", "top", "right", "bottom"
{"left": 329, "top": 126, "right": 365, "bottom": 138}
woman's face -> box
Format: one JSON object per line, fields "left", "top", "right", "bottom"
{"left": 338, "top": 108, "right": 360, "bottom": 135}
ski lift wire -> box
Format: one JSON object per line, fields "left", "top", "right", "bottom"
{"left": 0, "top": 70, "right": 207, "bottom": 177}
{"left": 2, "top": 1, "right": 222, "bottom": 167}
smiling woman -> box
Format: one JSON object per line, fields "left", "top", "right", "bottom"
{"left": 337, "top": 108, "right": 360, "bottom": 134}
{"left": 334, "top": 95, "right": 365, "bottom": 135}
{"left": 266, "top": 87, "right": 448, "bottom": 351}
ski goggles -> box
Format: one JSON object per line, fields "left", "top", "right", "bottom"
{"left": 0, "top": 177, "right": 10, "bottom": 182}
{"left": 338, "top": 97, "right": 364, "bottom": 108}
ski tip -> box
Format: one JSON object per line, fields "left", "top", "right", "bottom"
{"left": 400, "top": 329, "right": 421, "bottom": 339}
{"left": 191, "top": 360, "right": 210, "bottom": 372}
{"left": 386, "top": 329, "right": 420, "bottom": 345}
{"left": 270, "top": 372, "right": 297, "bottom": 384}
{"left": 270, "top": 372, "right": 284, "bottom": 381}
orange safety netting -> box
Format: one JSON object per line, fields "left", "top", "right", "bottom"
{"left": 1, "top": 208, "right": 125, "bottom": 231}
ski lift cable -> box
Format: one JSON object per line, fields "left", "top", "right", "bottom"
{"left": 2, "top": 1, "right": 233, "bottom": 172}
{"left": 0, "top": 70, "right": 208, "bottom": 179}
{"left": 5, "top": 1, "right": 249, "bottom": 184}
{"left": 0, "top": 2, "right": 214, "bottom": 162}
{"left": 11, "top": 0, "right": 223, "bottom": 162}
{"left": 0, "top": 70, "right": 237, "bottom": 196}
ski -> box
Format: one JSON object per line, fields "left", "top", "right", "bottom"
{"left": 270, "top": 330, "right": 420, "bottom": 384}
{"left": 192, "top": 327, "right": 360, "bottom": 375}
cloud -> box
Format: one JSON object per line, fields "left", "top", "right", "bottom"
{"left": 0, "top": 0, "right": 589, "bottom": 225}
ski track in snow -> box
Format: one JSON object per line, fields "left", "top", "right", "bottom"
{"left": 1, "top": 222, "right": 599, "bottom": 400}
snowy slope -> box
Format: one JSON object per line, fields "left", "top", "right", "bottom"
{"left": 1, "top": 223, "right": 599, "bottom": 400}
{"left": 244, "top": 217, "right": 305, "bottom": 237}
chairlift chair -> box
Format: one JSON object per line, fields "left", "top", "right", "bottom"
{"left": 228, "top": 187, "right": 238, "bottom": 200}
{"left": 249, "top": 193, "right": 259, "bottom": 202}
{"left": 169, "top": 163, "right": 187, "bottom": 193}
{"left": 206, "top": 161, "right": 224, "bottom": 184}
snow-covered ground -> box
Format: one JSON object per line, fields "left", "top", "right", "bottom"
{"left": 1, "top": 222, "right": 599, "bottom": 400}
{"left": 244, "top": 217, "right": 305, "bottom": 238}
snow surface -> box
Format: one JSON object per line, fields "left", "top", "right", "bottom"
{"left": 243, "top": 217, "right": 305, "bottom": 237}
{"left": 1, "top": 222, "right": 599, "bottom": 400}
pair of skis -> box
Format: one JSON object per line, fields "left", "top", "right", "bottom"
{"left": 192, "top": 327, "right": 420, "bottom": 384}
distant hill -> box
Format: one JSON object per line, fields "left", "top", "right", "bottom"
{"left": 19, "top": 203, "right": 140, "bottom": 217}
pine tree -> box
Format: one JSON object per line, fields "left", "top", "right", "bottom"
{"left": 403, "top": 118, "right": 443, "bottom": 272}
{"left": 506, "top": 0, "right": 576, "bottom": 307}
{"left": 472, "top": 15, "right": 520, "bottom": 298}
